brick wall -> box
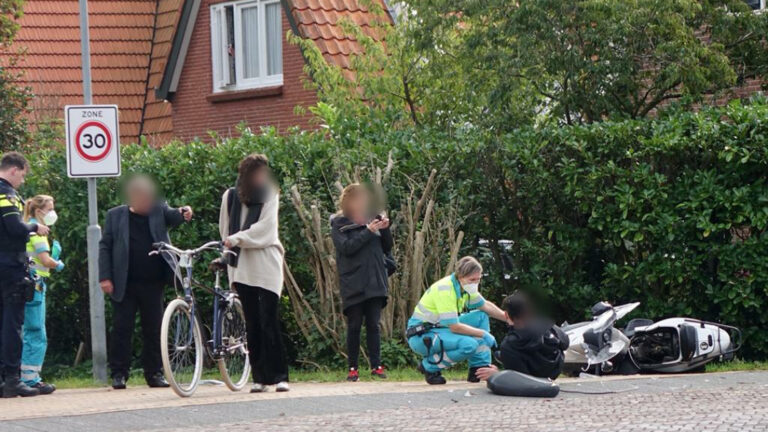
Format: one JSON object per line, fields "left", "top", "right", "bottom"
{"left": 170, "top": 0, "right": 317, "bottom": 142}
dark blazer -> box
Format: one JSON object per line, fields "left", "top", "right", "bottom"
{"left": 98, "top": 202, "right": 185, "bottom": 302}
{"left": 330, "top": 214, "right": 392, "bottom": 312}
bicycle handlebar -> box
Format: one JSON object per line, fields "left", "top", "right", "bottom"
{"left": 151, "top": 240, "right": 223, "bottom": 257}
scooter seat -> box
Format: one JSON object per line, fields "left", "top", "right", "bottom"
{"left": 624, "top": 318, "right": 654, "bottom": 338}
{"left": 487, "top": 370, "right": 560, "bottom": 398}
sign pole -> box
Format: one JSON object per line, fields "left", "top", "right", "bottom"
{"left": 78, "top": 0, "right": 108, "bottom": 383}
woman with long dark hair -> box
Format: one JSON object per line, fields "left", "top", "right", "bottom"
{"left": 219, "top": 154, "right": 289, "bottom": 392}
{"left": 331, "top": 183, "right": 392, "bottom": 381}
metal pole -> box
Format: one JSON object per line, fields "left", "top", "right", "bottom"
{"left": 78, "top": 0, "right": 107, "bottom": 383}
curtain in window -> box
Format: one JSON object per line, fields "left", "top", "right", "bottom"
{"left": 266, "top": 3, "right": 282, "bottom": 76}
{"left": 241, "top": 6, "right": 260, "bottom": 79}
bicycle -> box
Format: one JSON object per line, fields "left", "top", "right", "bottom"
{"left": 152, "top": 240, "right": 250, "bottom": 397}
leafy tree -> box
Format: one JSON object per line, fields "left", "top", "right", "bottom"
{"left": 407, "top": 0, "right": 768, "bottom": 125}
{"left": 0, "top": 0, "right": 29, "bottom": 151}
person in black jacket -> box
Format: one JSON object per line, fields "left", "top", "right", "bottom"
{"left": 331, "top": 183, "right": 392, "bottom": 382}
{"left": 0, "top": 152, "right": 49, "bottom": 398}
{"left": 99, "top": 175, "right": 193, "bottom": 389}
{"left": 475, "top": 292, "right": 569, "bottom": 382}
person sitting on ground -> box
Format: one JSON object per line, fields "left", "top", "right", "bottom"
{"left": 475, "top": 291, "right": 569, "bottom": 382}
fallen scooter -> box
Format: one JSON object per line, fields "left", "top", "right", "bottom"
{"left": 561, "top": 301, "right": 741, "bottom": 375}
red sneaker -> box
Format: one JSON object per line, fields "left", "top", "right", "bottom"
{"left": 371, "top": 366, "right": 388, "bottom": 379}
{"left": 346, "top": 368, "right": 359, "bottom": 382}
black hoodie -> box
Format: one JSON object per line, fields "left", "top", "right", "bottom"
{"left": 499, "top": 319, "right": 570, "bottom": 380}
{"left": 330, "top": 214, "right": 392, "bottom": 312}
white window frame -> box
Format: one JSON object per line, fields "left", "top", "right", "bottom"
{"left": 748, "top": 0, "right": 767, "bottom": 11}
{"left": 210, "top": 0, "right": 283, "bottom": 93}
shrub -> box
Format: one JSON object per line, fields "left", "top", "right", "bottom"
{"left": 21, "top": 99, "right": 768, "bottom": 367}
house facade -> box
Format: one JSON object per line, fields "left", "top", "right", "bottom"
{"left": 2, "top": 0, "right": 389, "bottom": 145}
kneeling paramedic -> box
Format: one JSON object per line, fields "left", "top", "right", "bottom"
{"left": 406, "top": 256, "right": 506, "bottom": 385}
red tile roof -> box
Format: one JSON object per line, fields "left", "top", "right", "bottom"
{"left": 2, "top": 0, "right": 156, "bottom": 144}
{"left": 286, "top": 0, "right": 390, "bottom": 74}
{"left": 2, "top": 0, "right": 390, "bottom": 145}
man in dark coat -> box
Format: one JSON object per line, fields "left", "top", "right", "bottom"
{"left": 98, "top": 175, "right": 192, "bottom": 389}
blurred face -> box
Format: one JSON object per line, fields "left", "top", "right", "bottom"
{"left": 347, "top": 191, "right": 370, "bottom": 224}
{"left": 128, "top": 184, "right": 156, "bottom": 214}
{"left": 250, "top": 166, "right": 269, "bottom": 189}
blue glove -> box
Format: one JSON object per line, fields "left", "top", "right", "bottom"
{"left": 51, "top": 240, "right": 62, "bottom": 260}
{"left": 481, "top": 331, "right": 497, "bottom": 348}
{"left": 55, "top": 261, "right": 65, "bottom": 272}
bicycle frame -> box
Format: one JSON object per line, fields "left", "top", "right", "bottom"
{"left": 153, "top": 241, "right": 237, "bottom": 359}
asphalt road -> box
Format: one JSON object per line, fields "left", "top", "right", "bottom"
{"left": 3, "top": 371, "right": 767, "bottom": 431}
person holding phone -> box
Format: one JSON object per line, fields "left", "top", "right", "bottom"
{"left": 331, "top": 184, "right": 392, "bottom": 382}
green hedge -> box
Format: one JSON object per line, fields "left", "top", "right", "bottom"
{"left": 23, "top": 100, "right": 768, "bottom": 367}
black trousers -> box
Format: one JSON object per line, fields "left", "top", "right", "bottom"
{"left": 235, "top": 283, "right": 289, "bottom": 385}
{"left": 345, "top": 297, "right": 384, "bottom": 370}
{"left": 0, "top": 264, "right": 26, "bottom": 377}
{"left": 109, "top": 280, "right": 164, "bottom": 379}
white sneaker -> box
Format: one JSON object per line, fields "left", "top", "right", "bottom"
{"left": 275, "top": 381, "right": 290, "bottom": 392}
{"left": 250, "top": 383, "right": 268, "bottom": 393}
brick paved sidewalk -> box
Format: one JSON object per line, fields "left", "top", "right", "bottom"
{"left": 3, "top": 371, "right": 767, "bottom": 432}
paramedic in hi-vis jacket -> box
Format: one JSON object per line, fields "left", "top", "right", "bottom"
{"left": 407, "top": 256, "right": 506, "bottom": 385}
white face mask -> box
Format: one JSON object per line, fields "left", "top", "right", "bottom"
{"left": 42, "top": 210, "right": 58, "bottom": 226}
{"left": 463, "top": 282, "right": 480, "bottom": 296}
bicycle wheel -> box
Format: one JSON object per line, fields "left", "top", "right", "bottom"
{"left": 161, "top": 298, "right": 204, "bottom": 397}
{"left": 217, "top": 297, "right": 251, "bottom": 391}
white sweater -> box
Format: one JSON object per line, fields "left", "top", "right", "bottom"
{"left": 218, "top": 189, "right": 285, "bottom": 296}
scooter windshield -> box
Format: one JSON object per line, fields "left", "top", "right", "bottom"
{"left": 592, "top": 308, "right": 617, "bottom": 333}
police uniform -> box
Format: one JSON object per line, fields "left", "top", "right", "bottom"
{"left": 0, "top": 178, "right": 38, "bottom": 380}
{"left": 407, "top": 274, "right": 492, "bottom": 373}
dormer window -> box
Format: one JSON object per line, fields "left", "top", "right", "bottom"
{"left": 210, "top": 0, "right": 283, "bottom": 92}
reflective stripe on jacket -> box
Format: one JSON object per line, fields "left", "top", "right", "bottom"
{"left": 26, "top": 218, "right": 51, "bottom": 278}
{"left": 409, "top": 274, "right": 486, "bottom": 327}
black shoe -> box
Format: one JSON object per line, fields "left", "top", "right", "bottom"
{"left": 417, "top": 363, "right": 447, "bottom": 385}
{"left": 112, "top": 375, "right": 127, "bottom": 390}
{"left": 32, "top": 381, "right": 56, "bottom": 395}
{"left": 2, "top": 376, "right": 40, "bottom": 398}
{"left": 146, "top": 372, "right": 170, "bottom": 388}
{"left": 467, "top": 366, "right": 488, "bottom": 383}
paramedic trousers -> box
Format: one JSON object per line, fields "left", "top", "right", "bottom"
{"left": 21, "top": 288, "right": 46, "bottom": 385}
{"left": 408, "top": 310, "right": 492, "bottom": 374}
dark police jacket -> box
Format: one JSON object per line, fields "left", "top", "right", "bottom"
{"left": 330, "top": 214, "right": 392, "bottom": 312}
{"left": 499, "top": 319, "right": 570, "bottom": 380}
{"left": 0, "top": 178, "right": 37, "bottom": 263}
{"left": 98, "top": 202, "right": 184, "bottom": 302}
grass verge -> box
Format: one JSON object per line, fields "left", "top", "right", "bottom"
{"left": 45, "top": 360, "right": 768, "bottom": 390}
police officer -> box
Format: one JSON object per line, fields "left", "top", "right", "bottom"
{"left": 0, "top": 152, "right": 49, "bottom": 398}
{"left": 406, "top": 256, "right": 507, "bottom": 385}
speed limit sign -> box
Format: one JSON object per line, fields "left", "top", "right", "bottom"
{"left": 65, "top": 105, "right": 121, "bottom": 177}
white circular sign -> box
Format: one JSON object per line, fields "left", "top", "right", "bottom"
{"left": 75, "top": 121, "right": 113, "bottom": 162}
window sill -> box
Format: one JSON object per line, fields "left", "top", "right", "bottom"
{"left": 206, "top": 85, "right": 283, "bottom": 103}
